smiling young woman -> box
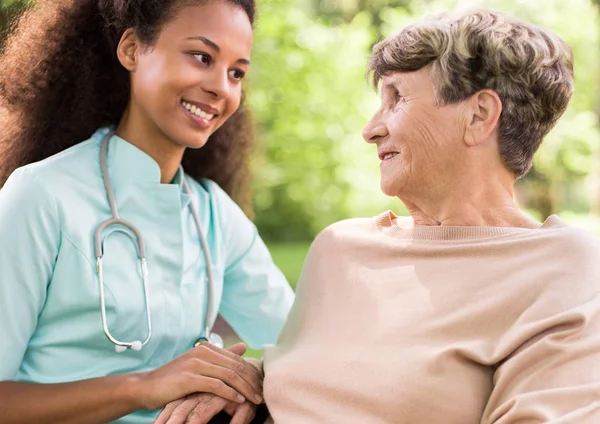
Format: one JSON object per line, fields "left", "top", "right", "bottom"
{"left": 0, "top": 1, "right": 294, "bottom": 423}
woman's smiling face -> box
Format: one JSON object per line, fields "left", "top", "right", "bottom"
{"left": 128, "top": 0, "right": 253, "bottom": 149}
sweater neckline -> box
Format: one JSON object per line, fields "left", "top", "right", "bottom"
{"left": 375, "top": 211, "right": 566, "bottom": 242}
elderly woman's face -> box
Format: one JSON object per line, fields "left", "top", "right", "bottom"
{"left": 362, "top": 68, "right": 466, "bottom": 198}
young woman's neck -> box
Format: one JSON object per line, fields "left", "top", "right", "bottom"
{"left": 116, "top": 106, "right": 185, "bottom": 184}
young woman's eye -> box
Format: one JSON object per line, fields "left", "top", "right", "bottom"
{"left": 193, "top": 53, "right": 212, "bottom": 65}
{"left": 229, "top": 69, "right": 246, "bottom": 81}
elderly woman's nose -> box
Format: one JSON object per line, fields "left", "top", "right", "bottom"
{"left": 362, "top": 117, "right": 389, "bottom": 144}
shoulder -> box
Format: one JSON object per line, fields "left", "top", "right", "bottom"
{"left": 0, "top": 131, "right": 104, "bottom": 226}
{"left": 320, "top": 216, "right": 378, "bottom": 236}
{"left": 543, "top": 218, "right": 600, "bottom": 264}
{"left": 0, "top": 163, "right": 61, "bottom": 231}
{"left": 310, "top": 216, "right": 380, "bottom": 250}
{"left": 5, "top": 134, "right": 99, "bottom": 192}
{"left": 513, "top": 218, "right": 600, "bottom": 312}
{"left": 549, "top": 225, "right": 600, "bottom": 289}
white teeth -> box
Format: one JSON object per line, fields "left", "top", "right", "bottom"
{"left": 199, "top": 110, "right": 213, "bottom": 120}
{"left": 383, "top": 153, "right": 398, "bottom": 160}
{"left": 181, "top": 101, "right": 215, "bottom": 121}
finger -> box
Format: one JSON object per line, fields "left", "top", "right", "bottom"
{"left": 189, "top": 347, "right": 263, "bottom": 401}
{"left": 165, "top": 397, "right": 202, "bottom": 424}
{"left": 231, "top": 403, "right": 256, "bottom": 424}
{"left": 190, "top": 375, "right": 250, "bottom": 404}
{"left": 155, "top": 399, "right": 185, "bottom": 424}
{"left": 226, "top": 343, "right": 247, "bottom": 356}
{"left": 195, "top": 342, "right": 249, "bottom": 364}
{"left": 185, "top": 397, "right": 229, "bottom": 424}
{"left": 206, "top": 343, "right": 258, "bottom": 383}
{"left": 186, "top": 358, "right": 260, "bottom": 404}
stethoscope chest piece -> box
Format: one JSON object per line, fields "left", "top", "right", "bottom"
{"left": 194, "top": 332, "right": 224, "bottom": 349}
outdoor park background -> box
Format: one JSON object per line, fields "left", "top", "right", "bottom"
{"left": 2, "top": 0, "right": 600, "bottom": 356}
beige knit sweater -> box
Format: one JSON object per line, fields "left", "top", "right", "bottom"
{"left": 262, "top": 211, "right": 600, "bottom": 423}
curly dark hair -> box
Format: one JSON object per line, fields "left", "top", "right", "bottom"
{"left": 0, "top": 0, "right": 256, "bottom": 214}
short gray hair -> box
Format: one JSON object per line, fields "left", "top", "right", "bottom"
{"left": 368, "top": 8, "right": 574, "bottom": 178}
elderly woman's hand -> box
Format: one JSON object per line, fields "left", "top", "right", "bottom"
{"left": 154, "top": 393, "right": 257, "bottom": 424}
{"left": 153, "top": 346, "right": 264, "bottom": 424}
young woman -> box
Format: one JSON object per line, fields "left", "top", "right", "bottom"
{"left": 0, "top": 0, "right": 294, "bottom": 423}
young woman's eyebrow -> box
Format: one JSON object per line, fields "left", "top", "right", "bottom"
{"left": 186, "top": 36, "right": 250, "bottom": 65}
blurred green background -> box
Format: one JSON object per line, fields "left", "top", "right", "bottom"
{"left": 2, "top": 0, "right": 600, "bottom": 357}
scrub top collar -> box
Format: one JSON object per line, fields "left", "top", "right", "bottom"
{"left": 92, "top": 127, "right": 186, "bottom": 190}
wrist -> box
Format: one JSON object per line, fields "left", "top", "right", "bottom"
{"left": 116, "top": 373, "right": 148, "bottom": 411}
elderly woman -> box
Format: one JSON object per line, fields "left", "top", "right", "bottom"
{"left": 157, "top": 7, "right": 600, "bottom": 424}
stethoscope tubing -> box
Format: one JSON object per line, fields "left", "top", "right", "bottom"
{"left": 94, "top": 130, "right": 218, "bottom": 352}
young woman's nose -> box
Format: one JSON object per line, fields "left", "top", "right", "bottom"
{"left": 201, "top": 67, "right": 230, "bottom": 99}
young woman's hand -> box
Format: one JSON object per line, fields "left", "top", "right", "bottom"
{"left": 133, "top": 343, "right": 263, "bottom": 411}
{"left": 153, "top": 392, "right": 257, "bottom": 424}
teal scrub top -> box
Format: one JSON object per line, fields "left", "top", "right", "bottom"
{"left": 0, "top": 127, "right": 295, "bottom": 423}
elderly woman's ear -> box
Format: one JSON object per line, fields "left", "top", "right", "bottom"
{"left": 462, "top": 89, "right": 502, "bottom": 147}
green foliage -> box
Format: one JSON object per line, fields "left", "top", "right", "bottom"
{"left": 248, "top": 0, "right": 390, "bottom": 241}
{"left": 305, "top": 0, "right": 412, "bottom": 30}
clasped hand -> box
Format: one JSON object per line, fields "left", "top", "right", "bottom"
{"left": 152, "top": 343, "right": 261, "bottom": 424}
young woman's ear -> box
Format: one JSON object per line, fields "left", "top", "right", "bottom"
{"left": 116, "top": 28, "right": 139, "bottom": 72}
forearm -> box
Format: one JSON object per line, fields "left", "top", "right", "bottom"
{"left": 0, "top": 374, "right": 145, "bottom": 424}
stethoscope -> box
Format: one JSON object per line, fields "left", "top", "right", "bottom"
{"left": 95, "top": 130, "right": 223, "bottom": 353}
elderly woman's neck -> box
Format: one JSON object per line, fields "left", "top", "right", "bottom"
{"left": 401, "top": 180, "right": 541, "bottom": 229}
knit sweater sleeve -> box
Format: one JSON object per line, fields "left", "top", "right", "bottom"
{"left": 244, "top": 357, "right": 264, "bottom": 379}
{"left": 481, "top": 243, "right": 600, "bottom": 423}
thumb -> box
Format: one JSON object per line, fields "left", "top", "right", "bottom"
{"left": 226, "top": 342, "right": 247, "bottom": 356}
